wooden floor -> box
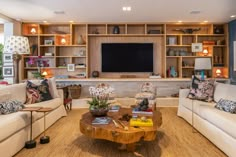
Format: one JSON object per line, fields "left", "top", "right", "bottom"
{"left": 15, "top": 108, "right": 226, "bottom": 157}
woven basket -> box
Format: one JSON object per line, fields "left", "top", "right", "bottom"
{"left": 68, "top": 85, "right": 81, "bottom": 99}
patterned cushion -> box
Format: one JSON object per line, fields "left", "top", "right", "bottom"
{"left": 215, "top": 99, "right": 236, "bottom": 114}
{"left": 187, "top": 79, "right": 214, "bottom": 102}
{"left": 0, "top": 100, "right": 24, "bottom": 114}
{"left": 26, "top": 79, "right": 53, "bottom": 104}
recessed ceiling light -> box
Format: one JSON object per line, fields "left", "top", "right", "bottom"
{"left": 43, "top": 21, "right": 47, "bottom": 23}
{"left": 231, "top": 15, "right": 235, "bottom": 18}
{"left": 190, "top": 11, "right": 201, "bottom": 14}
{"left": 69, "top": 20, "right": 74, "bottom": 23}
{"left": 178, "top": 21, "right": 182, "bottom": 23}
{"left": 204, "top": 20, "right": 208, "bottom": 23}
{"left": 122, "top": 6, "right": 131, "bottom": 11}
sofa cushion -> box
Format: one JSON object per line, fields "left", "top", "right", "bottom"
{"left": 215, "top": 99, "right": 236, "bottom": 114}
{"left": 214, "top": 83, "right": 236, "bottom": 102}
{"left": 26, "top": 80, "right": 53, "bottom": 104}
{"left": 25, "top": 98, "right": 62, "bottom": 109}
{"left": 0, "top": 112, "right": 31, "bottom": 142}
{"left": 198, "top": 105, "right": 236, "bottom": 139}
{"left": 187, "top": 79, "right": 214, "bottom": 102}
{"left": 0, "top": 83, "right": 26, "bottom": 103}
{"left": 0, "top": 100, "right": 24, "bottom": 115}
{"left": 0, "top": 93, "right": 11, "bottom": 103}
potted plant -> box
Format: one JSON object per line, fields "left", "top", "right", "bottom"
{"left": 88, "top": 83, "right": 114, "bottom": 116}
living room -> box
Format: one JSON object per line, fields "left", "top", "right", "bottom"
{"left": 0, "top": 0, "right": 236, "bottom": 157}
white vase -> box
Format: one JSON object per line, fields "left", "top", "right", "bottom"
{"left": 78, "top": 35, "right": 85, "bottom": 44}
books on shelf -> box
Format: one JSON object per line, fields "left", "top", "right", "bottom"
{"left": 130, "top": 118, "right": 153, "bottom": 127}
{"left": 92, "top": 117, "right": 111, "bottom": 125}
{"left": 109, "top": 105, "right": 120, "bottom": 112}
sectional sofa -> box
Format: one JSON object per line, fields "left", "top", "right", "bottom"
{"left": 0, "top": 79, "right": 67, "bottom": 157}
{"left": 178, "top": 82, "right": 236, "bottom": 157}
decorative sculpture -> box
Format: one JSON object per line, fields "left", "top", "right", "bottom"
{"left": 173, "top": 28, "right": 201, "bottom": 34}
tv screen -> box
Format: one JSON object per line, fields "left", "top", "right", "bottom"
{"left": 102, "top": 43, "right": 153, "bottom": 72}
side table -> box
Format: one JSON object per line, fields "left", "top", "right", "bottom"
{"left": 20, "top": 107, "right": 42, "bottom": 149}
{"left": 37, "top": 108, "right": 53, "bottom": 144}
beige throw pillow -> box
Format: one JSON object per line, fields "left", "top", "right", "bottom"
{"left": 0, "top": 93, "right": 11, "bottom": 103}
{"left": 48, "top": 77, "right": 59, "bottom": 98}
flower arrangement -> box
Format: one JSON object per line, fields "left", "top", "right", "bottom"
{"left": 88, "top": 83, "right": 114, "bottom": 112}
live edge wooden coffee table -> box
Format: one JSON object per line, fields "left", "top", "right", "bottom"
{"left": 80, "top": 108, "right": 162, "bottom": 151}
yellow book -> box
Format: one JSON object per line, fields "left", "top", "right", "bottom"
{"left": 130, "top": 118, "right": 153, "bottom": 127}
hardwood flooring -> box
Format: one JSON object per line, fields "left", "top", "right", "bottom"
{"left": 15, "top": 108, "right": 226, "bottom": 157}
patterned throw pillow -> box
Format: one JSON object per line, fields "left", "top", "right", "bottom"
{"left": 215, "top": 99, "right": 236, "bottom": 114}
{"left": 188, "top": 79, "right": 214, "bottom": 102}
{"left": 0, "top": 100, "right": 24, "bottom": 114}
{"left": 26, "top": 79, "right": 53, "bottom": 104}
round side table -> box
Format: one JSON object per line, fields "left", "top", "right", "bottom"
{"left": 37, "top": 108, "right": 53, "bottom": 144}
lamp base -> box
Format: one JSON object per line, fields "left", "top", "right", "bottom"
{"left": 25, "top": 140, "right": 36, "bottom": 149}
{"left": 40, "top": 136, "right": 50, "bottom": 144}
{"left": 200, "top": 70, "right": 205, "bottom": 80}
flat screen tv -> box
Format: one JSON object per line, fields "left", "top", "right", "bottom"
{"left": 102, "top": 43, "right": 153, "bottom": 72}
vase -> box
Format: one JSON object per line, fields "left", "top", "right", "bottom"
{"left": 78, "top": 35, "right": 85, "bottom": 44}
{"left": 90, "top": 108, "right": 109, "bottom": 117}
{"left": 113, "top": 25, "right": 120, "bottom": 34}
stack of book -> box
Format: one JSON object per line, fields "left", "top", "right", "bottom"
{"left": 109, "top": 105, "right": 120, "bottom": 112}
{"left": 92, "top": 117, "right": 111, "bottom": 125}
{"left": 132, "top": 109, "right": 153, "bottom": 115}
{"left": 130, "top": 118, "right": 153, "bottom": 127}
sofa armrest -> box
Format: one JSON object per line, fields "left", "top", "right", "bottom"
{"left": 179, "top": 89, "right": 190, "bottom": 98}
{"left": 58, "top": 89, "right": 64, "bottom": 102}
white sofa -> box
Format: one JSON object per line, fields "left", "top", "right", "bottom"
{"left": 0, "top": 80, "right": 67, "bottom": 157}
{"left": 177, "top": 82, "right": 236, "bottom": 157}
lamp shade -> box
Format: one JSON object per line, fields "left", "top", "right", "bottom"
{"left": 194, "top": 58, "right": 212, "bottom": 70}
{"left": 4, "top": 36, "right": 30, "bottom": 54}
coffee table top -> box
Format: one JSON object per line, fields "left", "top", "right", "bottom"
{"left": 80, "top": 108, "right": 162, "bottom": 144}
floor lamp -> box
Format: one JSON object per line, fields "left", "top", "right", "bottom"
{"left": 4, "top": 36, "right": 30, "bottom": 83}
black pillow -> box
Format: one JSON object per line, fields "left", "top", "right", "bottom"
{"left": 191, "top": 75, "right": 200, "bottom": 89}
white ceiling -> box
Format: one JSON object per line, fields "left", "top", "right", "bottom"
{"left": 0, "top": 0, "right": 235, "bottom": 23}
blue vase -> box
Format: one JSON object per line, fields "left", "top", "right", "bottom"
{"left": 170, "top": 66, "right": 177, "bottom": 77}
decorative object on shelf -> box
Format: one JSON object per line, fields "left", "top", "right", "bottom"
{"left": 194, "top": 58, "right": 212, "bottom": 80}
{"left": 191, "top": 43, "right": 203, "bottom": 52}
{"left": 44, "top": 40, "right": 53, "bottom": 45}
{"left": 214, "top": 26, "right": 224, "bottom": 34}
{"left": 173, "top": 28, "right": 201, "bottom": 34}
{"left": 202, "top": 47, "right": 209, "bottom": 56}
{"left": 67, "top": 64, "right": 75, "bottom": 72}
{"left": 148, "top": 30, "right": 161, "bottom": 34}
{"left": 3, "top": 53, "right": 13, "bottom": 63}
{"left": 168, "top": 49, "right": 175, "bottom": 56}
{"left": 77, "top": 35, "right": 85, "bottom": 44}
{"left": 31, "top": 44, "right": 37, "bottom": 56}
{"left": 215, "top": 69, "right": 222, "bottom": 77}
{"left": 175, "top": 50, "right": 180, "bottom": 56}
{"left": 202, "top": 40, "right": 215, "bottom": 45}
{"left": 88, "top": 83, "right": 114, "bottom": 116}
{"left": 92, "top": 29, "right": 99, "bottom": 34}
{"left": 170, "top": 66, "right": 177, "bottom": 77}
{"left": 92, "top": 71, "right": 99, "bottom": 78}
{"left": 3, "top": 66, "right": 14, "bottom": 77}
{"left": 168, "top": 37, "right": 177, "bottom": 45}
{"left": 3, "top": 36, "right": 30, "bottom": 83}
{"left": 179, "top": 50, "right": 187, "bottom": 56}
{"left": 113, "top": 25, "right": 120, "bottom": 34}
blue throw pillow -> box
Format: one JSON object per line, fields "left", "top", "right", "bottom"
{"left": 215, "top": 99, "right": 236, "bottom": 114}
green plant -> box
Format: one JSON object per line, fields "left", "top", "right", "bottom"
{"left": 0, "top": 43, "right": 3, "bottom": 79}
{"left": 88, "top": 97, "right": 111, "bottom": 110}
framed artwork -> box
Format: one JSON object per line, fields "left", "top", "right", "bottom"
{"left": 192, "top": 43, "right": 203, "bottom": 52}
{"left": 3, "top": 66, "right": 14, "bottom": 77}
{"left": 67, "top": 64, "right": 75, "bottom": 71}
{"left": 3, "top": 53, "right": 13, "bottom": 63}
{"left": 44, "top": 40, "right": 53, "bottom": 45}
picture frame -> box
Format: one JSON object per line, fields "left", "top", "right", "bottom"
{"left": 192, "top": 43, "right": 203, "bottom": 52}
{"left": 3, "top": 66, "right": 14, "bottom": 77}
{"left": 3, "top": 53, "right": 13, "bottom": 63}
{"left": 44, "top": 40, "right": 53, "bottom": 45}
{"left": 67, "top": 64, "right": 75, "bottom": 71}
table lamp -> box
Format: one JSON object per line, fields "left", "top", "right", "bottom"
{"left": 4, "top": 36, "right": 30, "bottom": 83}
{"left": 194, "top": 58, "right": 212, "bottom": 80}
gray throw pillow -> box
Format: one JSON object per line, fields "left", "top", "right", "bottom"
{"left": 0, "top": 100, "right": 24, "bottom": 114}
{"left": 215, "top": 99, "right": 236, "bottom": 114}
